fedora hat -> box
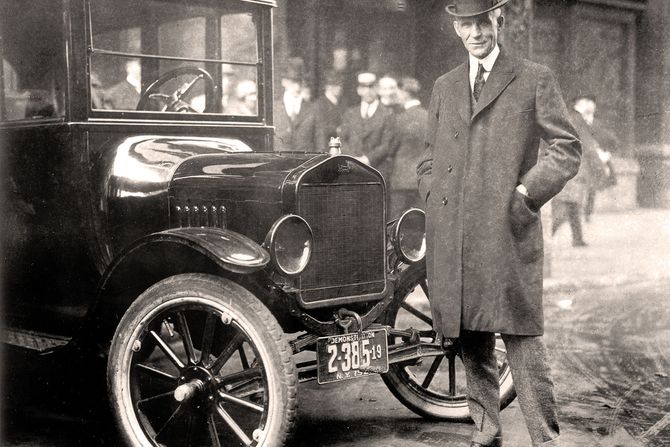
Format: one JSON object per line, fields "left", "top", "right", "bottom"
{"left": 446, "top": 0, "right": 510, "bottom": 17}
{"left": 283, "top": 57, "right": 305, "bottom": 83}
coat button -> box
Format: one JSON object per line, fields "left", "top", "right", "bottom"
{"left": 442, "top": 197, "right": 448, "bottom": 206}
{"left": 454, "top": 131, "right": 459, "bottom": 138}
{"left": 447, "top": 165, "right": 453, "bottom": 173}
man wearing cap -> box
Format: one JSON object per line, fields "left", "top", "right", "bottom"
{"left": 416, "top": 1, "right": 582, "bottom": 446}
{"left": 340, "top": 72, "right": 396, "bottom": 180}
{"left": 313, "top": 71, "right": 345, "bottom": 152}
{"left": 274, "top": 58, "right": 317, "bottom": 152}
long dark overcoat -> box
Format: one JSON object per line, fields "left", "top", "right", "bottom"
{"left": 417, "top": 51, "right": 582, "bottom": 337}
{"left": 340, "top": 103, "right": 396, "bottom": 181}
{"left": 313, "top": 95, "right": 344, "bottom": 152}
{"left": 274, "top": 100, "right": 318, "bottom": 152}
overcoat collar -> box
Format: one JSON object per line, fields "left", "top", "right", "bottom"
{"left": 471, "top": 49, "right": 517, "bottom": 120}
{"left": 453, "top": 63, "right": 471, "bottom": 125}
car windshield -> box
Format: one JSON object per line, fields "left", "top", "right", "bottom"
{"left": 89, "top": 0, "right": 261, "bottom": 117}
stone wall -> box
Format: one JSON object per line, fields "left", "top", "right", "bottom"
{"left": 501, "top": 0, "right": 534, "bottom": 57}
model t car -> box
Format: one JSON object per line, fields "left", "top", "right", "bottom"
{"left": 1, "top": 0, "right": 515, "bottom": 445}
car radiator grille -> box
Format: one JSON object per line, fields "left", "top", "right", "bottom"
{"left": 297, "top": 182, "right": 386, "bottom": 307}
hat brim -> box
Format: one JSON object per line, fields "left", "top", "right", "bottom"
{"left": 446, "top": 0, "right": 510, "bottom": 17}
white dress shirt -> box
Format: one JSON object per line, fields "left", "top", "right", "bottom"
{"left": 404, "top": 99, "right": 421, "bottom": 110}
{"left": 468, "top": 44, "right": 500, "bottom": 92}
{"left": 360, "top": 99, "right": 379, "bottom": 119}
{"left": 283, "top": 91, "right": 302, "bottom": 118}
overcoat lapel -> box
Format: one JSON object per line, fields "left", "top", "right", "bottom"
{"left": 453, "top": 64, "right": 471, "bottom": 126}
{"left": 472, "top": 51, "right": 516, "bottom": 120}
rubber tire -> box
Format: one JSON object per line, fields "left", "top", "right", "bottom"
{"left": 107, "top": 273, "right": 297, "bottom": 447}
{"left": 381, "top": 263, "right": 516, "bottom": 421}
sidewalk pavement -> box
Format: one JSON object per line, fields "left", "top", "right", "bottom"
{"left": 543, "top": 207, "right": 670, "bottom": 294}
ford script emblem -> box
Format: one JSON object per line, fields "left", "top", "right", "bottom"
{"left": 337, "top": 162, "right": 352, "bottom": 174}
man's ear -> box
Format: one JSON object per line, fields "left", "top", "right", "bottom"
{"left": 497, "top": 15, "right": 505, "bottom": 30}
{"left": 453, "top": 21, "right": 462, "bottom": 37}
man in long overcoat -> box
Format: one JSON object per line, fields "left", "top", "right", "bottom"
{"left": 416, "top": 1, "right": 582, "bottom": 446}
{"left": 340, "top": 72, "right": 396, "bottom": 181}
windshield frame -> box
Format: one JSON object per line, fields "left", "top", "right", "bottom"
{"left": 84, "top": 0, "right": 272, "bottom": 124}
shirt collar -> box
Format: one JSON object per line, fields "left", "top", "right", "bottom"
{"left": 404, "top": 99, "right": 421, "bottom": 110}
{"left": 325, "top": 91, "right": 339, "bottom": 105}
{"left": 361, "top": 99, "right": 379, "bottom": 118}
{"left": 283, "top": 91, "right": 302, "bottom": 114}
{"left": 126, "top": 75, "right": 141, "bottom": 93}
{"left": 469, "top": 44, "right": 500, "bottom": 78}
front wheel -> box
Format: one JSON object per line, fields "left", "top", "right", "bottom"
{"left": 381, "top": 263, "right": 516, "bottom": 421}
{"left": 108, "top": 274, "right": 297, "bottom": 447}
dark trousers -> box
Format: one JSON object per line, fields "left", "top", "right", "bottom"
{"left": 460, "top": 331, "right": 561, "bottom": 446}
{"left": 551, "top": 201, "right": 584, "bottom": 245}
{"left": 584, "top": 189, "right": 596, "bottom": 221}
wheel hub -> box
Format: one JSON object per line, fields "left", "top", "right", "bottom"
{"left": 175, "top": 366, "right": 217, "bottom": 405}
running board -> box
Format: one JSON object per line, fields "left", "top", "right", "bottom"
{"left": 2, "top": 328, "right": 70, "bottom": 352}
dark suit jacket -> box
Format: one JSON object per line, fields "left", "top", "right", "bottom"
{"left": 340, "top": 103, "right": 396, "bottom": 180}
{"left": 274, "top": 100, "right": 318, "bottom": 152}
{"left": 313, "top": 95, "right": 344, "bottom": 152}
{"left": 390, "top": 104, "right": 428, "bottom": 191}
{"left": 416, "top": 50, "right": 582, "bottom": 337}
{"left": 105, "top": 80, "right": 140, "bottom": 110}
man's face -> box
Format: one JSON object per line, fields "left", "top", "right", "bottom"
{"left": 282, "top": 78, "right": 302, "bottom": 97}
{"left": 357, "top": 85, "right": 377, "bottom": 103}
{"left": 574, "top": 98, "right": 596, "bottom": 125}
{"left": 378, "top": 77, "right": 399, "bottom": 105}
{"left": 453, "top": 12, "right": 501, "bottom": 59}
{"left": 325, "top": 84, "right": 342, "bottom": 99}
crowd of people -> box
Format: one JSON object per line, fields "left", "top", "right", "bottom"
{"left": 273, "top": 59, "right": 428, "bottom": 218}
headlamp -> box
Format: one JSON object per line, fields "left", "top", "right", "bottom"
{"left": 264, "top": 215, "right": 313, "bottom": 276}
{"left": 392, "top": 208, "right": 426, "bottom": 264}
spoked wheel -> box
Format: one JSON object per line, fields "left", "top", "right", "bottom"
{"left": 108, "top": 274, "right": 297, "bottom": 447}
{"left": 381, "top": 263, "right": 516, "bottom": 421}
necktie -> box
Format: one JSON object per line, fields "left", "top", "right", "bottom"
{"left": 473, "top": 63, "right": 486, "bottom": 102}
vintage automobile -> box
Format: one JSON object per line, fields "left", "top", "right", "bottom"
{"left": 0, "top": 0, "right": 515, "bottom": 445}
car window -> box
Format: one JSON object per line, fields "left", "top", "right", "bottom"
{"left": 89, "top": 0, "right": 261, "bottom": 117}
{"left": 0, "top": 0, "right": 66, "bottom": 121}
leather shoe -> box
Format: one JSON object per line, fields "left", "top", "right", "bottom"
{"left": 470, "top": 439, "right": 502, "bottom": 447}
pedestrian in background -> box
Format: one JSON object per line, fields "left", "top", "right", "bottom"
{"left": 551, "top": 95, "right": 604, "bottom": 246}
{"left": 416, "top": 1, "right": 582, "bottom": 446}
{"left": 340, "top": 72, "right": 396, "bottom": 181}
{"left": 572, "top": 95, "right": 617, "bottom": 221}
{"left": 274, "top": 57, "right": 317, "bottom": 152}
{"left": 388, "top": 77, "right": 427, "bottom": 218}
{"left": 106, "top": 58, "right": 142, "bottom": 110}
{"left": 313, "top": 71, "right": 345, "bottom": 152}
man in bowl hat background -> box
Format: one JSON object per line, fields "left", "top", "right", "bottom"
{"left": 416, "top": 0, "right": 582, "bottom": 445}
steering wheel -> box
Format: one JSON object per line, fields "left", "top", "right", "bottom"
{"left": 136, "top": 66, "right": 216, "bottom": 113}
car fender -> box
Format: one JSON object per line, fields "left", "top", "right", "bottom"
{"left": 79, "top": 228, "right": 270, "bottom": 351}
{"left": 103, "top": 227, "right": 270, "bottom": 281}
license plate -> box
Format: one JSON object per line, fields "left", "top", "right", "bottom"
{"left": 316, "top": 329, "right": 389, "bottom": 384}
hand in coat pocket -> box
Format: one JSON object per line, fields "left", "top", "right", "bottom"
{"left": 509, "top": 189, "right": 542, "bottom": 263}
{"left": 509, "top": 189, "right": 538, "bottom": 229}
